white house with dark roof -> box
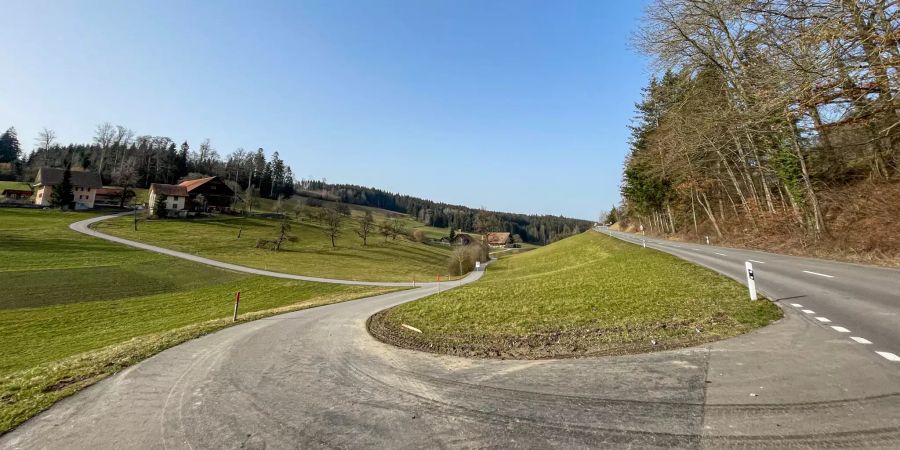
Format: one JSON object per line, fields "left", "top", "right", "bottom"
{"left": 33, "top": 167, "right": 103, "bottom": 209}
{"left": 148, "top": 183, "right": 188, "bottom": 216}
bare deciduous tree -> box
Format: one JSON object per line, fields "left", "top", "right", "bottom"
{"left": 321, "top": 207, "right": 344, "bottom": 247}
{"left": 356, "top": 210, "right": 375, "bottom": 245}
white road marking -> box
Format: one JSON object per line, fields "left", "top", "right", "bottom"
{"left": 831, "top": 326, "right": 850, "bottom": 333}
{"left": 815, "top": 317, "right": 831, "bottom": 323}
{"left": 801, "top": 309, "right": 815, "bottom": 314}
{"left": 875, "top": 351, "right": 900, "bottom": 362}
{"left": 803, "top": 270, "right": 834, "bottom": 278}
{"left": 790, "top": 303, "right": 803, "bottom": 308}
{"left": 851, "top": 337, "right": 872, "bottom": 344}
{"left": 714, "top": 252, "right": 727, "bottom": 256}
{"left": 748, "top": 259, "right": 766, "bottom": 264}
{"left": 694, "top": 248, "right": 703, "bottom": 251}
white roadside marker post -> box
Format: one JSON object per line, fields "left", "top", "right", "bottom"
{"left": 745, "top": 262, "right": 757, "bottom": 301}
{"left": 642, "top": 239, "right": 646, "bottom": 248}
{"left": 705, "top": 236, "right": 710, "bottom": 245}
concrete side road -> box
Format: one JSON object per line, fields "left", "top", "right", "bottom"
{"left": 4, "top": 230, "right": 900, "bottom": 448}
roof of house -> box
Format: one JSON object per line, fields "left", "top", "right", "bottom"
{"left": 486, "top": 232, "right": 511, "bottom": 245}
{"left": 95, "top": 186, "right": 124, "bottom": 196}
{"left": 452, "top": 233, "right": 480, "bottom": 244}
{"left": 178, "top": 177, "right": 216, "bottom": 192}
{"left": 34, "top": 167, "right": 102, "bottom": 188}
{"left": 150, "top": 183, "right": 188, "bottom": 197}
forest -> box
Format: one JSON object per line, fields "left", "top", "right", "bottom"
{"left": 0, "top": 124, "right": 589, "bottom": 245}
{"left": 0, "top": 123, "right": 296, "bottom": 201}
{"left": 298, "top": 181, "right": 593, "bottom": 245}
{"left": 618, "top": 0, "right": 900, "bottom": 263}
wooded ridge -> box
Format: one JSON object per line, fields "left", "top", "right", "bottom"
{"left": 616, "top": 0, "right": 900, "bottom": 265}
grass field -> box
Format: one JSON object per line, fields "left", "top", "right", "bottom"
{"left": 370, "top": 230, "right": 782, "bottom": 359}
{"left": 96, "top": 211, "right": 456, "bottom": 282}
{"left": 0, "top": 208, "right": 396, "bottom": 433}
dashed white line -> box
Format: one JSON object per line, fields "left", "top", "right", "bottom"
{"left": 714, "top": 252, "right": 727, "bottom": 256}
{"left": 851, "top": 337, "right": 872, "bottom": 344}
{"left": 831, "top": 326, "right": 850, "bottom": 333}
{"left": 748, "top": 259, "right": 766, "bottom": 264}
{"left": 790, "top": 303, "right": 803, "bottom": 308}
{"left": 801, "top": 309, "right": 815, "bottom": 314}
{"left": 815, "top": 317, "right": 831, "bottom": 323}
{"left": 803, "top": 270, "right": 834, "bottom": 278}
{"left": 875, "top": 351, "right": 900, "bottom": 362}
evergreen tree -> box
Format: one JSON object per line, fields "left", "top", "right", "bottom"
{"left": 0, "top": 127, "right": 22, "bottom": 163}
{"left": 154, "top": 194, "right": 168, "bottom": 219}
{"left": 51, "top": 163, "right": 75, "bottom": 209}
{"left": 606, "top": 205, "right": 618, "bottom": 224}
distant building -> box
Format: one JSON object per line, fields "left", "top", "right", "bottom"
{"left": 486, "top": 232, "right": 511, "bottom": 247}
{"left": 178, "top": 176, "right": 235, "bottom": 212}
{"left": 451, "top": 233, "right": 480, "bottom": 246}
{"left": 94, "top": 187, "right": 126, "bottom": 207}
{"left": 33, "top": 167, "right": 102, "bottom": 209}
{"left": 1, "top": 187, "right": 33, "bottom": 203}
{"left": 148, "top": 183, "right": 188, "bottom": 217}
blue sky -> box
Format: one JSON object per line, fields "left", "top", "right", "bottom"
{"left": 1, "top": 0, "right": 649, "bottom": 220}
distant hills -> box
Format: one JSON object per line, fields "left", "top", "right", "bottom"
{"left": 295, "top": 181, "right": 592, "bottom": 245}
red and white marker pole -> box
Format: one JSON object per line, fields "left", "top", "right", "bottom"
{"left": 233, "top": 291, "right": 241, "bottom": 322}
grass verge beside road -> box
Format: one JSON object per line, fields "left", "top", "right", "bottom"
{"left": 0, "top": 208, "right": 397, "bottom": 433}
{"left": 370, "top": 230, "right": 782, "bottom": 359}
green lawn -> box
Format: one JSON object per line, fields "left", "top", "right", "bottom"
{"left": 96, "top": 213, "right": 455, "bottom": 282}
{"left": 370, "top": 230, "right": 782, "bottom": 359}
{"left": 0, "top": 208, "right": 396, "bottom": 433}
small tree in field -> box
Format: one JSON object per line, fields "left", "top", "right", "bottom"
{"left": 335, "top": 202, "right": 351, "bottom": 216}
{"left": 378, "top": 219, "right": 392, "bottom": 242}
{"left": 51, "top": 163, "right": 74, "bottom": 210}
{"left": 321, "top": 207, "right": 344, "bottom": 247}
{"left": 274, "top": 218, "right": 297, "bottom": 251}
{"left": 356, "top": 210, "right": 375, "bottom": 245}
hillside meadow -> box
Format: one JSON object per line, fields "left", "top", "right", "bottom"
{"left": 370, "top": 230, "right": 782, "bottom": 359}
{"left": 95, "top": 206, "right": 457, "bottom": 282}
{"left": 0, "top": 208, "right": 396, "bottom": 433}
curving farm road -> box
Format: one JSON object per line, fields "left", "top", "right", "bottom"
{"left": 68, "top": 213, "right": 429, "bottom": 287}
{"left": 2, "top": 218, "right": 900, "bottom": 448}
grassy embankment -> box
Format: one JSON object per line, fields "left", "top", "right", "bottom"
{"left": 370, "top": 230, "right": 782, "bottom": 359}
{"left": 96, "top": 206, "right": 457, "bottom": 282}
{"left": 0, "top": 208, "right": 397, "bottom": 433}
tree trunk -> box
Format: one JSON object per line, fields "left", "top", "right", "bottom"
{"left": 789, "top": 121, "right": 825, "bottom": 236}
{"left": 699, "top": 191, "right": 723, "bottom": 239}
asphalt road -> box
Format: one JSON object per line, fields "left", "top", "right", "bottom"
{"left": 3, "top": 228, "right": 900, "bottom": 448}
{"left": 600, "top": 227, "right": 900, "bottom": 363}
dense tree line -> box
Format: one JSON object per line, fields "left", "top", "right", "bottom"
{"left": 620, "top": 0, "right": 899, "bottom": 240}
{"left": 297, "top": 180, "right": 592, "bottom": 244}
{"left": 0, "top": 123, "right": 295, "bottom": 200}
